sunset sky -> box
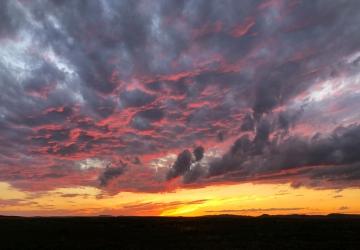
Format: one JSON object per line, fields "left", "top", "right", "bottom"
{"left": 0, "top": 0, "right": 360, "bottom": 217}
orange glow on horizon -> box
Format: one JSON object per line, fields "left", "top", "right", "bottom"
{"left": 1, "top": 182, "right": 359, "bottom": 217}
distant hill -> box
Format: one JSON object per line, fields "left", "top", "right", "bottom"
{"left": 0, "top": 214, "right": 359, "bottom": 249}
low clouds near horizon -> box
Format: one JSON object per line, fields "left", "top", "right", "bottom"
{"left": 0, "top": 0, "right": 360, "bottom": 195}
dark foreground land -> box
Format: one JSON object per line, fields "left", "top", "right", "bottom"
{"left": 1, "top": 214, "right": 360, "bottom": 250}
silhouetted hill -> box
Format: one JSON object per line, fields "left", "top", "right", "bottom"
{"left": 0, "top": 214, "right": 359, "bottom": 249}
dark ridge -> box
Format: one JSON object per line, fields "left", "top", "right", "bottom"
{"left": 0, "top": 214, "right": 359, "bottom": 249}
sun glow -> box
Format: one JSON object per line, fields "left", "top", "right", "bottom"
{"left": 1, "top": 182, "right": 359, "bottom": 217}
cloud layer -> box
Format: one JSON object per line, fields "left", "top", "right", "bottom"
{"left": 0, "top": 0, "right": 359, "bottom": 194}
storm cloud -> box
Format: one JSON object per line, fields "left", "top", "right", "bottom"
{"left": 201, "top": 123, "right": 360, "bottom": 188}
{"left": 0, "top": 0, "right": 359, "bottom": 194}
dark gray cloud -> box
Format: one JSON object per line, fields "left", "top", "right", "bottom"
{"left": 183, "top": 163, "right": 205, "bottom": 184}
{"left": 204, "top": 123, "right": 360, "bottom": 188}
{"left": 277, "top": 110, "right": 302, "bottom": 131}
{"left": 19, "top": 107, "right": 73, "bottom": 127}
{"left": 0, "top": 0, "right": 359, "bottom": 194}
{"left": 120, "top": 89, "right": 156, "bottom": 108}
{"left": 166, "top": 150, "right": 193, "bottom": 180}
{"left": 99, "top": 163, "right": 127, "bottom": 187}
{"left": 135, "top": 108, "right": 164, "bottom": 121}
{"left": 0, "top": 1, "right": 22, "bottom": 38}
{"left": 240, "top": 113, "right": 255, "bottom": 131}
{"left": 193, "top": 146, "right": 205, "bottom": 162}
{"left": 167, "top": 146, "right": 207, "bottom": 182}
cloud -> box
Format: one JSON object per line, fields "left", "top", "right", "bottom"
{"left": 120, "top": 89, "right": 156, "bottom": 108}
{"left": 193, "top": 146, "right": 205, "bottom": 161}
{"left": 0, "top": 199, "right": 38, "bottom": 208}
{"left": 205, "top": 207, "right": 305, "bottom": 213}
{"left": 121, "top": 199, "right": 208, "bottom": 211}
{"left": 166, "top": 146, "right": 207, "bottom": 182}
{"left": 99, "top": 163, "right": 127, "bottom": 187}
{"left": 59, "top": 193, "right": 89, "bottom": 198}
{"left": 240, "top": 113, "right": 255, "bottom": 131}
{"left": 183, "top": 163, "right": 205, "bottom": 184}
{"left": 333, "top": 195, "right": 343, "bottom": 199}
{"left": 166, "top": 150, "right": 193, "bottom": 180}
{"left": 0, "top": 0, "right": 359, "bottom": 194}
{"left": 202, "top": 123, "right": 360, "bottom": 188}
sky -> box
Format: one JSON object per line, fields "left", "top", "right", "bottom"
{"left": 0, "top": 0, "right": 360, "bottom": 217}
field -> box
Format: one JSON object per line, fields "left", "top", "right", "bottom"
{"left": 1, "top": 214, "right": 359, "bottom": 249}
